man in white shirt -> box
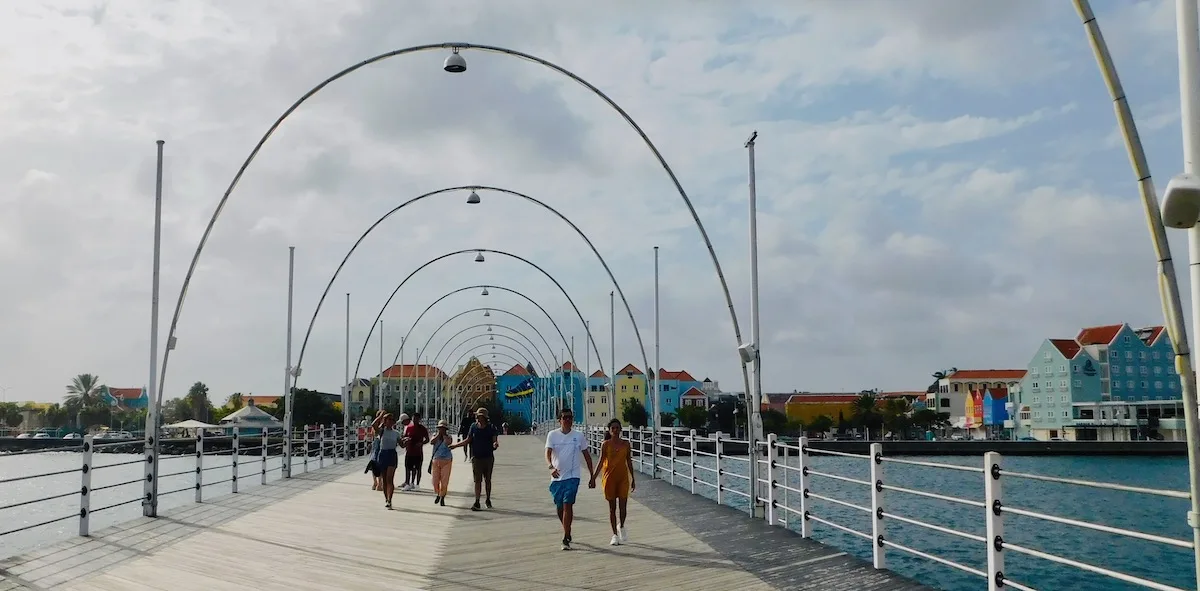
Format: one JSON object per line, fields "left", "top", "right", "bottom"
{"left": 545, "top": 408, "right": 594, "bottom": 551}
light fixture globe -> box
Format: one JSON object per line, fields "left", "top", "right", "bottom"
{"left": 467, "top": 190, "right": 481, "bottom": 204}
{"left": 481, "top": 287, "right": 489, "bottom": 296}
{"left": 444, "top": 49, "right": 467, "bottom": 73}
{"left": 489, "top": 335, "right": 494, "bottom": 340}
{"left": 487, "top": 326, "right": 493, "bottom": 332}
{"left": 484, "top": 310, "right": 491, "bottom": 317}
{"left": 474, "top": 251, "right": 485, "bottom": 262}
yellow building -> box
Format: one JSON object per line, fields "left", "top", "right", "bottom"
{"left": 584, "top": 370, "right": 611, "bottom": 425}
{"left": 613, "top": 364, "right": 647, "bottom": 417}
{"left": 783, "top": 394, "right": 860, "bottom": 424}
{"left": 447, "top": 357, "right": 496, "bottom": 411}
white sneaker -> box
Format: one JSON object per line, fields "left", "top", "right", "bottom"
{"left": 610, "top": 534, "right": 620, "bottom": 546}
{"left": 618, "top": 526, "right": 628, "bottom": 542}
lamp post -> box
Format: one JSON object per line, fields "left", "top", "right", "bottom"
{"left": 283, "top": 246, "right": 296, "bottom": 478}
{"left": 143, "top": 139, "right": 165, "bottom": 518}
{"left": 652, "top": 246, "right": 661, "bottom": 479}
{"left": 741, "top": 130, "right": 766, "bottom": 519}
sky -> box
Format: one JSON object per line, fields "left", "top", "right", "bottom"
{"left": 0, "top": 0, "right": 1192, "bottom": 405}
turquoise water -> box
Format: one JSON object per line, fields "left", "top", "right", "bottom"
{"left": 641, "top": 451, "right": 1192, "bottom": 591}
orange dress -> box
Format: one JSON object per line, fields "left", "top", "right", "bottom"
{"left": 601, "top": 439, "right": 632, "bottom": 501}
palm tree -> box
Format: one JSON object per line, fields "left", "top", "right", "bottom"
{"left": 851, "top": 390, "right": 883, "bottom": 439}
{"left": 226, "top": 392, "right": 244, "bottom": 410}
{"left": 65, "top": 374, "right": 103, "bottom": 410}
{"left": 882, "top": 397, "right": 913, "bottom": 438}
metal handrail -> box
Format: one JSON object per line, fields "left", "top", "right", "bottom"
{"left": 580, "top": 424, "right": 1193, "bottom": 591}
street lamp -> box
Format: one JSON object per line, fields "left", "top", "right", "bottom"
{"left": 474, "top": 251, "right": 485, "bottom": 263}
{"left": 467, "top": 189, "right": 481, "bottom": 204}
{"left": 484, "top": 309, "right": 490, "bottom": 317}
{"left": 443, "top": 48, "right": 467, "bottom": 73}
{"left": 482, "top": 288, "right": 489, "bottom": 296}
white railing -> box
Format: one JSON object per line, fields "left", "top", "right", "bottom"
{"left": 0, "top": 424, "right": 360, "bottom": 556}
{"left": 578, "top": 424, "right": 1194, "bottom": 591}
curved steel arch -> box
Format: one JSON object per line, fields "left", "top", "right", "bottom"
{"left": 446, "top": 351, "right": 531, "bottom": 418}
{"left": 422, "top": 320, "right": 551, "bottom": 374}
{"left": 432, "top": 328, "right": 549, "bottom": 377}
{"left": 395, "top": 284, "right": 571, "bottom": 369}
{"left": 297, "top": 185, "right": 643, "bottom": 386}
{"left": 408, "top": 308, "right": 558, "bottom": 370}
{"left": 158, "top": 41, "right": 749, "bottom": 418}
{"left": 437, "top": 334, "right": 546, "bottom": 379}
{"left": 346, "top": 249, "right": 630, "bottom": 389}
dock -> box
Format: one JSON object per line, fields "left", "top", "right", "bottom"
{"left": 0, "top": 435, "right": 930, "bottom": 590}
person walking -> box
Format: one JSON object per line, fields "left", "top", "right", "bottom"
{"left": 458, "top": 412, "right": 474, "bottom": 461}
{"left": 590, "top": 419, "right": 635, "bottom": 545}
{"left": 545, "top": 408, "right": 594, "bottom": 551}
{"left": 365, "top": 425, "right": 382, "bottom": 491}
{"left": 449, "top": 408, "right": 499, "bottom": 511}
{"left": 371, "top": 413, "right": 401, "bottom": 509}
{"left": 429, "top": 419, "right": 454, "bottom": 506}
{"left": 403, "top": 411, "right": 430, "bottom": 491}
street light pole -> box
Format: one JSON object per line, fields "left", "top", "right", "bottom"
{"left": 283, "top": 246, "right": 295, "bottom": 477}
{"left": 610, "top": 291, "right": 616, "bottom": 422}
{"left": 745, "top": 130, "right": 765, "bottom": 519}
{"left": 652, "top": 246, "right": 661, "bottom": 479}
{"left": 143, "top": 139, "right": 165, "bottom": 518}
{"left": 344, "top": 292, "right": 350, "bottom": 445}
{"left": 378, "top": 321, "right": 384, "bottom": 412}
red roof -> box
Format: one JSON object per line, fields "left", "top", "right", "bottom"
{"left": 1050, "top": 339, "right": 1081, "bottom": 359}
{"left": 946, "top": 369, "right": 1027, "bottom": 381}
{"left": 559, "top": 362, "right": 576, "bottom": 372}
{"left": 658, "top": 368, "right": 697, "bottom": 381}
{"left": 1136, "top": 326, "right": 1166, "bottom": 345}
{"left": 617, "top": 364, "right": 643, "bottom": 375}
{"left": 503, "top": 364, "right": 529, "bottom": 376}
{"left": 681, "top": 387, "right": 706, "bottom": 398}
{"left": 590, "top": 370, "right": 606, "bottom": 378}
{"left": 109, "top": 387, "right": 144, "bottom": 400}
{"left": 978, "top": 386, "right": 1009, "bottom": 401}
{"left": 381, "top": 364, "right": 447, "bottom": 379}
{"left": 1077, "top": 324, "right": 1124, "bottom": 346}
{"left": 785, "top": 393, "right": 908, "bottom": 404}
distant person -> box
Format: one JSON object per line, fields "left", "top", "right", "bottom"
{"left": 450, "top": 408, "right": 500, "bottom": 511}
{"left": 545, "top": 408, "right": 594, "bottom": 550}
{"left": 371, "top": 413, "right": 401, "bottom": 509}
{"left": 429, "top": 420, "right": 455, "bottom": 506}
{"left": 590, "top": 419, "right": 634, "bottom": 545}
{"left": 458, "top": 413, "right": 474, "bottom": 461}
{"left": 365, "top": 426, "right": 382, "bottom": 491}
{"left": 403, "top": 411, "right": 430, "bottom": 491}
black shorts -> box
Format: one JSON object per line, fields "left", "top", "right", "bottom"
{"left": 378, "top": 450, "right": 398, "bottom": 469}
{"left": 405, "top": 453, "right": 423, "bottom": 472}
{"left": 472, "top": 456, "right": 495, "bottom": 482}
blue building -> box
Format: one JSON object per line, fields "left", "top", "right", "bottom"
{"left": 1019, "top": 324, "right": 1181, "bottom": 441}
{"left": 100, "top": 387, "right": 148, "bottom": 410}
{"left": 550, "top": 362, "right": 586, "bottom": 415}
{"left": 496, "top": 364, "right": 535, "bottom": 424}
{"left": 655, "top": 369, "right": 701, "bottom": 417}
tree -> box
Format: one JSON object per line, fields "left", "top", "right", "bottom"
{"left": 0, "top": 402, "right": 23, "bottom": 428}
{"left": 65, "top": 374, "right": 103, "bottom": 410}
{"left": 621, "top": 398, "right": 649, "bottom": 428}
{"left": 659, "top": 412, "right": 677, "bottom": 427}
{"left": 882, "top": 397, "right": 913, "bottom": 438}
{"left": 851, "top": 390, "right": 884, "bottom": 439}
{"left": 286, "top": 389, "right": 342, "bottom": 426}
{"left": 185, "top": 382, "right": 212, "bottom": 421}
{"left": 226, "top": 393, "right": 244, "bottom": 410}
{"left": 503, "top": 412, "right": 531, "bottom": 434}
{"left": 675, "top": 405, "right": 708, "bottom": 430}
{"left": 761, "top": 408, "right": 789, "bottom": 435}
{"left": 162, "top": 398, "right": 190, "bottom": 423}
{"left": 808, "top": 414, "right": 834, "bottom": 436}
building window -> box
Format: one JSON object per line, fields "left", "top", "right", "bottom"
{"left": 1072, "top": 365, "right": 1079, "bottom": 374}
{"left": 601, "top": 396, "right": 607, "bottom": 403}
{"left": 1127, "top": 380, "right": 1135, "bottom": 389}
{"left": 621, "top": 385, "right": 626, "bottom": 391}
{"left": 1032, "top": 382, "right": 1040, "bottom": 390}
{"left": 1059, "top": 364, "right": 1066, "bottom": 373}
{"left": 1140, "top": 381, "right": 1148, "bottom": 389}
{"left": 1033, "top": 396, "right": 1040, "bottom": 404}
{"left": 1031, "top": 368, "right": 1039, "bottom": 377}
{"left": 1060, "top": 394, "right": 1067, "bottom": 403}
{"left": 589, "top": 412, "right": 595, "bottom": 418}
{"left": 1125, "top": 351, "right": 1133, "bottom": 360}
{"left": 1126, "top": 366, "right": 1133, "bottom": 374}
{"left": 1140, "top": 352, "right": 1148, "bottom": 361}
{"left": 1062, "top": 411, "right": 1069, "bottom": 418}
{"left": 1123, "top": 336, "right": 1131, "bottom": 345}
{"left": 1153, "top": 351, "right": 1161, "bottom": 360}
{"left": 1155, "top": 381, "right": 1163, "bottom": 389}
{"left": 1073, "top": 380, "right": 1082, "bottom": 387}
{"left": 587, "top": 396, "right": 595, "bottom": 404}
{"left": 1154, "top": 367, "right": 1162, "bottom": 375}
{"left": 1170, "top": 381, "right": 1178, "bottom": 390}
{"left": 1044, "top": 351, "right": 1052, "bottom": 360}
{"left": 1140, "top": 367, "right": 1148, "bottom": 376}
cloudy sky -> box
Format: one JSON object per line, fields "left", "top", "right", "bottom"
{"left": 0, "top": 0, "right": 1190, "bottom": 405}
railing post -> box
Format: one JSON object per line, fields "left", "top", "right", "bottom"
{"left": 261, "top": 428, "right": 268, "bottom": 485}
{"left": 985, "top": 451, "right": 1005, "bottom": 591}
{"left": 689, "top": 429, "right": 697, "bottom": 494}
{"left": 329, "top": 424, "right": 337, "bottom": 464}
{"left": 715, "top": 431, "right": 724, "bottom": 506}
{"left": 798, "top": 436, "right": 810, "bottom": 538}
{"left": 669, "top": 430, "right": 677, "bottom": 486}
{"left": 766, "top": 433, "right": 777, "bottom": 526}
{"left": 303, "top": 427, "right": 309, "bottom": 473}
{"left": 318, "top": 426, "right": 325, "bottom": 469}
{"left": 870, "top": 442, "right": 886, "bottom": 569}
{"left": 781, "top": 440, "right": 791, "bottom": 530}
{"left": 79, "top": 434, "right": 94, "bottom": 537}
{"left": 195, "top": 430, "right": 204, "bottom": 503}
{"left": 232, "top": 426, "right": 240, "bottom": 494}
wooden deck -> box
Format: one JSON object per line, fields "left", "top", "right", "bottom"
{"left": 0, "top": 435, "right": 931, "bottom": 590}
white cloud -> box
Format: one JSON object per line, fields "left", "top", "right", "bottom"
{"left": 0, "top": 0, "right": 1189, "bottom": 405}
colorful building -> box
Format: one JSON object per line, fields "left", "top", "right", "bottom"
{"left": 446, "top": 359, "right": 495, "bottom": 414}
{"left": 982, "top": 387, "right": 1010, "bottom": 437}
{"left": 550, "top": 362, "right": 586, "bottom": 415}
{"left": 100, "top": 387, "right": 148, "bottom": 410}
{"left": 783, "top": 392, "right": 915, "bottom": 426}
{"left": 584, "top": 370, "right": 611, "bottom": 425}
{"left": 344, "top": 379, "right": 373, "bottom": 416}
{"left": 377, "top": 364, "right": 449, "bottom": 412}
{"left": 930, "top": 369, "right": 1027, "bottom": 430}
{"left": 680, "top": 387, "right": 708, "bottom": 408}
{"left": 496, "top": 364, "right": 535, "bottom": 424}
{"left": 614, "top": 364, "right": 647, "bottom": 419}
{"left": 655, "top": 369, "right": 701, "bottom": 416}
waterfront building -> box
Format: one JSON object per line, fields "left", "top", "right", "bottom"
{"left": 656, "top": 369, "right": 701, "bottom": 416}
{"left": 614, "top": 364, "right": 647, "bottom": 419}
{"left": 584, "top": 370, "right": 611, "bottom": 425}
{"left": 343, "top": 378, "right": 372, "bottom": 416}
{"left": 981, "top": 387, "right": 1011, "bottom": 439}
{"left": 550, "top": 362, "right": 586, "bottom": 415}
{"left": 377, "top": 364, "right": 448, "bottom": 411}
{"left": 783, "top": 392, "right": 914, "bottom": 426}
{"left": 761, "top": 393, "right": 790, "bottom": 414}
{"left": 680, "top": 387, "right": 708, "bottom": 408}
{"left": 930, "top": 369, "right": 1026, "bottom": 430}
{"left": 99, "top": 387, "right": 148, "bottom": 410}
{"left": 496, "top": 364, "right": 534, "bottom": 424}
{"left": 446, "top": 359, "right": 495, "bottom": 413}
{"left": 1070, "top": 324, "right": 1182, "bottom": 440}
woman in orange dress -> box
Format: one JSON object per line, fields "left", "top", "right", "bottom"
{"left": 589, "top": 419, "right": 635, "bottom": 546}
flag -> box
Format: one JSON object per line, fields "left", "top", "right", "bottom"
{"left": 505, "top": 378, "right": 534, "bottom": 398}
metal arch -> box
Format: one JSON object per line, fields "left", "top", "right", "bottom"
{"left": 297, "top": 185, "right": 641, "bottom": 388}
{"left": 446, "top": 352, "right": 527, "bottom": 418}
{"left": 432, "top": 329, "right": 550, "bottom": 377}
{"left": 396, "top": 285, "right": 571, "bottom": 368}
{"left": 397, "top": 306, "right": 559, "bottom": 371}
{"left": 346, "top": 248, "right": 627, "bottom": 389}
{"left": 158, "top": 41, "right": 749, "bottom": 415}
{"left": 446, "top": 343, "right": 533, "bottom": 382}
{"left": 436, "top": 334, "right": 547, "bottom": 379}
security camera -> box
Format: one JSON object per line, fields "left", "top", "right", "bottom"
{"left": 1161, "top": 173, "right": 1200, "bottom": 229}
{"left": 737, "top": 343, "right": 757, "bottom": 364}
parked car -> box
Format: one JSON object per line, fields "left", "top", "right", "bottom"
{"left": 15, "top": 433, "right": 31, "bottom": 439}
{"left": 62, "top": 433, "right": 82, "bottom": 440}
{"left": 32, "top": 432, "right": 50, "bottom": 439}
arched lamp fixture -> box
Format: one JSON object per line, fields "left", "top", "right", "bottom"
{"left": 444, "top": 48, "right": 467, "bottom": 73}
{"left": 482, "top": 288, "right": 489, "bottom": 296}
{"left": 474, "top": 251, "right": 485, "bottom": 262}
{"left": 467, "top": 190, "right": 481, "bottom": 204}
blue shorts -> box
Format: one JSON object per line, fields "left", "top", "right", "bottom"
{"left": 377, "top": 450, "right": 398, "bottom": 469}
{"left": 549, "top": 477, "right": 581, "bottom": 507}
